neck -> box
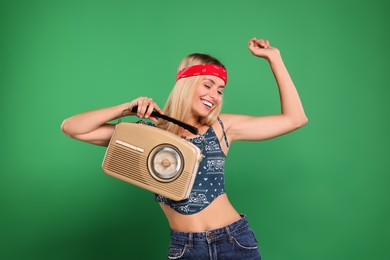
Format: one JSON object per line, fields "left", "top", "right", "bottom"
{"left": 179, "top": 118, "right": 203, "bottom": 138}
{"left": 185, "top": 114, "right": 201, "bottom": 128}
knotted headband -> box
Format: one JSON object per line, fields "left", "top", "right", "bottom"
{"left": 176, "top": 64, "right": 227, "bottom": 84}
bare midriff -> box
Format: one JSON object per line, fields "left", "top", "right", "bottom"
{"left": 159, "top": 193, "right": 242, "bottom": 232}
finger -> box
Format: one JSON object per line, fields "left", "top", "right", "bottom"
{"left": 142, "top": 98, "right": 153, "bottom": 117}
{"left": 137, "top": 97, "right": 150, "bottom": 117}
{"left": 144, "top": 100, "right": 156, "bottom": 118}
{"left": 127, "top": 100, "right": 137, "bottom": 112}
{"left": 248, "top": 37, "right": 258, "bottom": 47}
{"left": 149, "top": 116, "right": 159, "bottom": 124}
{"left": 255, "top": 39, "right": 267, "bottom": 48}
{"left": 147, "top": 101, "right": 161, "bottom": 123}
{"left": 153, "top": 103, "right": 164, "bottom": 115}
{"left": 248, "top": 39, "right": 257, "bottom": 51}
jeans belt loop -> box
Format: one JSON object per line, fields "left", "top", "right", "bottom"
{"left": 187, "top": 232, "right": 193, "bottom": 248}
{"left": 225, "top": 226, "right": 233, "bottom": 243}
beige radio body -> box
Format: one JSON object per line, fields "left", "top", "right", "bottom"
{"left": 102, "top": 122, "right": 203, "bottom": 201}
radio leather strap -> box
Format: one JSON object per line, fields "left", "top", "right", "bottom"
{"left": 118, "top": 106, "right": 199, "bottom": 135}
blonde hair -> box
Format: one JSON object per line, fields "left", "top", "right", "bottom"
{"left": 157, "top": 53, "right": 226, "bottom": 135}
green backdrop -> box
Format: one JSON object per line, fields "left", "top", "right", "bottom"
{"left": 1, "top": 0, "right": 389, "bottom": 259}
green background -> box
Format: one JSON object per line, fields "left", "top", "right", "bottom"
{"left": 1, "top": 0, "right": 389, "bottom": 259}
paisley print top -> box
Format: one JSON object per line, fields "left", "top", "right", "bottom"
{"left": 155, "top": 118, "right": 229, "bottom": 215}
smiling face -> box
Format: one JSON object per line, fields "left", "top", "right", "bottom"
{"left": 190, "top": 75, "right": 225, "bottom": 121}
{"left": 158, "top": 53, "right": 227, "bottom": 135}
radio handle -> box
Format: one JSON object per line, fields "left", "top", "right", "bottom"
{"left": 118, "top": 106, "right": 199, "bottom": 135}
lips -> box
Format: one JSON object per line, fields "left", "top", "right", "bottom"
{"left": 201, "top": 99, "right": 213, "bottom": 109}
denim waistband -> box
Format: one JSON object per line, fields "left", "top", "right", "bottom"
{"left": 170, "top": 215, "right": 250, "bottom": 244}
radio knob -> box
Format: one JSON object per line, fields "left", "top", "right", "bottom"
{"left": 162, "top": 159, "right": 171, "bottom": 167}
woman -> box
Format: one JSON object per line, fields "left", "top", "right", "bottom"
{"left": 61, "top": 37, "right": 308, "bottom": 259}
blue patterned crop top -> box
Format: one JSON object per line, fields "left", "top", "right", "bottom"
{"left": 155, "top": 117, "right": 229, "bottom": 215}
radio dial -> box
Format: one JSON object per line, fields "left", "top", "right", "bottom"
{"left": 150, "top": 146, "right": 183, "bottom": 181}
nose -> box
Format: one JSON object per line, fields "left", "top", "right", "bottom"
{"left": 208, "top": 88, "right": 218, "bottom": 100}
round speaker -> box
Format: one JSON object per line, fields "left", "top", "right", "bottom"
{"left": 148, "top": 144, "right": 184, "bottom": 182}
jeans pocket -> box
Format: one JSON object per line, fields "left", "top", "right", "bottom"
{"left": 232, "top": 228, "right": 259, "bottom": 251}
{"left": 167, "top": 244, "right": 187, "bottom": 259}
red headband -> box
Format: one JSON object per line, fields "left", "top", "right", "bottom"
{"left": 176, "top": 64, "right": 227, "bottom": 84}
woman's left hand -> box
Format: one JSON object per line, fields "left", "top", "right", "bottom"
{"left": 248, "top": 37, "right": 280, "bottom": 61}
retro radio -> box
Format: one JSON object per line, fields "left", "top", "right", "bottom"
{"left": 102, "top": 107, "right": 203, "bottom": 201}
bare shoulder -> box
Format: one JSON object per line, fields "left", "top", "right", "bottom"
{"left": 213, "top": 114, "right": 236, "bottom": 153}
{"left": 217, "top": 113, "right": 253, "bottom": 133}
{"left": 217, "top": 113, "right": 237, "bottom": 130}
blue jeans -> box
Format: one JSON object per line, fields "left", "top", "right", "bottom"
{"left": 167, "top": 215, "right": 261, "bottom": 260}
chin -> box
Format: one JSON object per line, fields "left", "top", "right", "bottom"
{"left": 192, "top": 104, "right": 216, "bottom": 119}
{"left": 202, "top": 110, "right": 215, "bottom": 120}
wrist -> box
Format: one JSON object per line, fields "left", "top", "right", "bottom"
{"left": 116, "top": 102, "right": 132, "bottom": 117}
{"left": 266, "top": 48, "right": 282, "bottom": 63}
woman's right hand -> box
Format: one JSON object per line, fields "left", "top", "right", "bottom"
{"left": 127, "top": 96, "right": 164, "bottom": 123}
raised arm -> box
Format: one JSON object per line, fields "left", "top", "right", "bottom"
{"left": 61, "top": 97, "right": 162, "bottom": 146}
{"left": 223, "top": 38, "right": 308, "bottom": 142}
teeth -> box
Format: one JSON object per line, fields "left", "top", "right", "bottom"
{"left": 202, "top": 100, "right": 213, "bottom": 108}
